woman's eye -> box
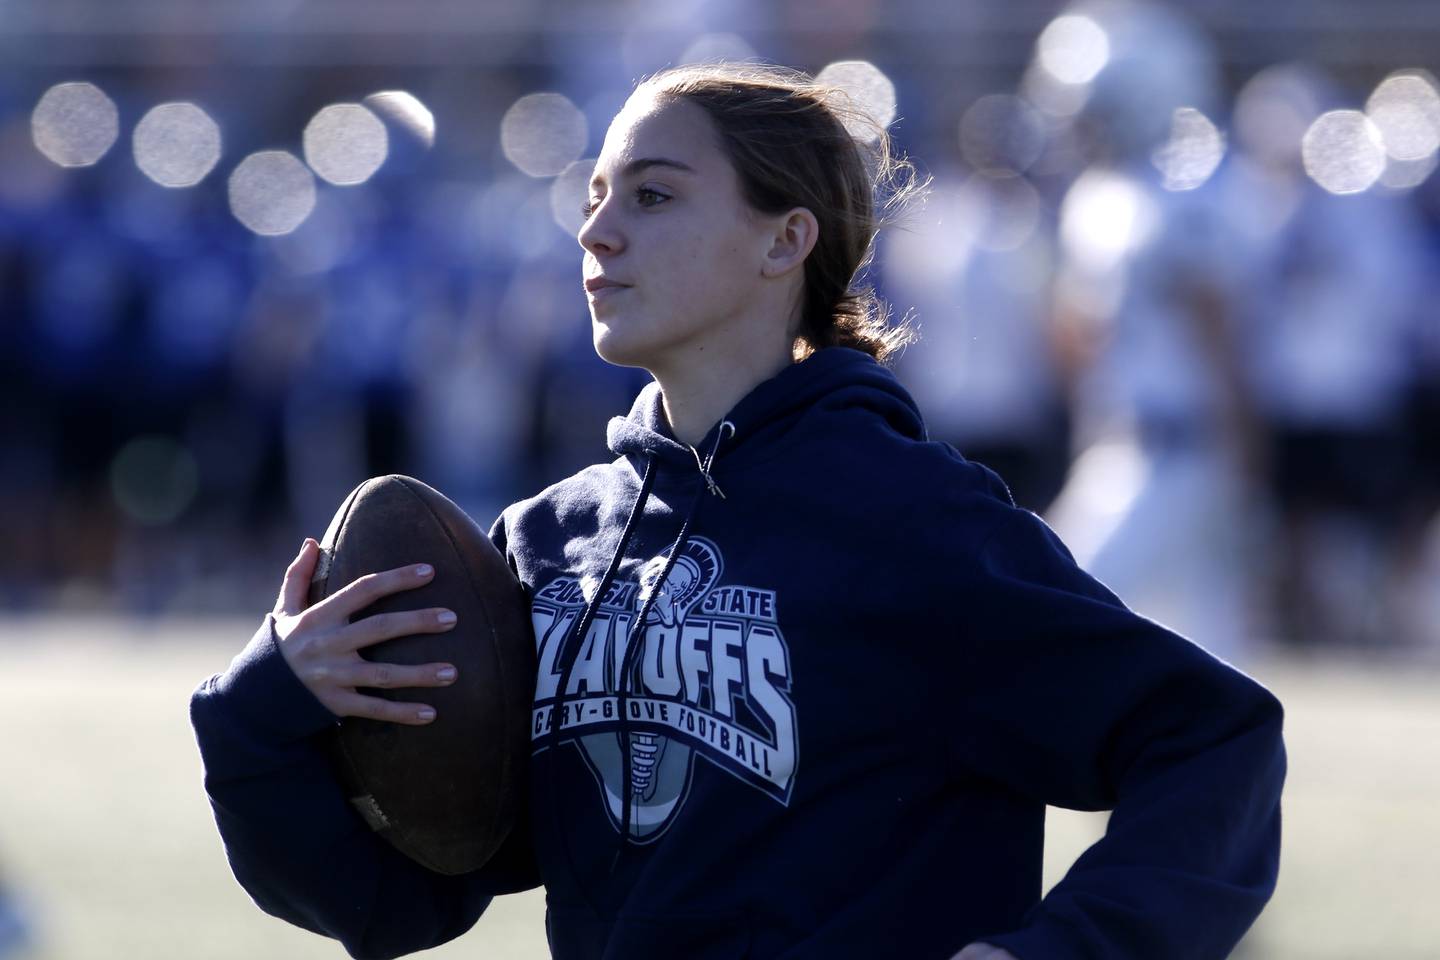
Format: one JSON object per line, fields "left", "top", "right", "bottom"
{"left": 581, "top": 188, "right": 668, "bottom": 220}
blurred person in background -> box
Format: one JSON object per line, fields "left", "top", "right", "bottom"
{"left": 403, "top": 281, "right": 532, "bottom": 536}
{"left": 14, "top": 172, "right": 135, "bottom": 604}
{"left": 193, "top": 60, "right": 1284, "bottom": 960}
{"left": 1230, "top": 63, "right": 1431, "bottom": 650}
{"left": 887, "top": 164, "right": 1072, "bottom": 515}
{"left": 1041, "top": 0, "right": 1264, "bottom": 665}
{"left": 1398, "top": 168, "right": 1440, "bottom": 649}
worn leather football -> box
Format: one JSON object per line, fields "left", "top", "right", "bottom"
{"left": 307, "top": 474, "right": 534, "bottom": 875}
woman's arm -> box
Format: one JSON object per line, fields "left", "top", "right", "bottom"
{"left": 190, "top": 549, "right": 540, "bottom": 960}
{"left": 949, "top": 509, "right": 1285, "bottom": 960}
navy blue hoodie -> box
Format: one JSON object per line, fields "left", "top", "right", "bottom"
{"left": 191, "top": 346, "right": 1285, "bottom": 960}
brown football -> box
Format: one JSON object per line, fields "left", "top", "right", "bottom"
{"left": 306, "top": 475, "right": 534, "bottom": 876}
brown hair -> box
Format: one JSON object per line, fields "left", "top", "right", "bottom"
{"left": 636, "top": 62, "right": 925, "bottom": 364}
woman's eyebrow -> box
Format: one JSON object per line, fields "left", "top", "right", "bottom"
{"left": 590, "top": 157, "right": 696, "bottom": 189}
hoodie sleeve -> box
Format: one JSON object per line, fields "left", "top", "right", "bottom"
{"left": 949, "top": 508, "right": 1285, "bottom": 960}
{"left": 189, "top": 615, "right": 540, "bottom": 960}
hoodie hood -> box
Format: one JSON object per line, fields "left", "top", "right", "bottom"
{"left": 605, "top": 347, "right": 927, "bottom": 475}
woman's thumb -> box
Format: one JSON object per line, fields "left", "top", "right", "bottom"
{"left": 275, "top": 538, "right": 319, "bottom": 616}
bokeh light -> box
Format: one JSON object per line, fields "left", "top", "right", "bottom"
{"left": 303, "top": 103, "right": 389, "bottom": 186}
{"left": 881, "top": 178, "right": 984, "bottom": 288}
{"left": 1366, "top": 71, "right": 1440, "bottom": 162}
{"left": 1021, "top": 61, "right": 1092, "bottom": 118}
{"left": 1037, "top": 15, "right": 1111, "bottom": 86}
{"left": 501, "top": 92, "right": 587, "bottom": 178}
{"left": 1302, "top": 109, "right": 1386, "bottom": 195}
{"left": 1151, "top": 107, "right": 1225, "bottom": 191}
{"left": 816, "top": 60, "right": 897, "bottom": 141}
{"left": 31, "top": 81, "right": 119, "bottom": 168}
{"left": 551, "top": 157, "right": 596, "bottom": 237}
{"left": 109, "top": 435, "right": 199, "bottom": 526}
{"left": 678, "top": 33, "right": 758, "bottom": 65}
{"left": 363, "top": 90, "right": 436, "bottom": 149}
{"left": 616, "top": 0, "right": 709, "bottom": 79}
{"left": 1059, "top": 168, "right": 1158, "bottom": 271}
{"left": 960, "top": 94, "right": 1047, "bottom": 175}
{"left": 132, "top": 102, "right": 222, "bottom": 188}
{"left": 1233, "top": 63, "right": 1324, "bottom": 168}
{"left": 228, "top": 150, "right": 317, "bottom": 236}
{"left": 1378, "top": 151, "right": 1439, "bottom": 190}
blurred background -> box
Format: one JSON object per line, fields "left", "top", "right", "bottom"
{"left": 1, "top": 0, "right": 1438, "bottom": 957}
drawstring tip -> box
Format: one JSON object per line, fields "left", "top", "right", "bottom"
{"left": 694, "top": 419, "right": 735, "bottom": 500}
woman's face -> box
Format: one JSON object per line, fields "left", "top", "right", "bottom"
{"left": 579, "top": 92, "right": 782, "bottom": 372}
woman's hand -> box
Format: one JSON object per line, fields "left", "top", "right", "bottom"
{"left": 271, "top": 538, "right": 460, "bottom": 725}
{"left": 951, "top": 944, "right": 1019, "bottom": 960}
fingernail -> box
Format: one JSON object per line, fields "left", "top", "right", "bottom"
{"left": 418, "top": 707, "right": 436, "bottom": 722}
{"left": 436, "top": 610, "right": 456, "bottom": 625}
{"left": 416, "top": 564, "right": 434, "bottom": 577}
{"left": 436, "top": 667, "right": 457, "bottom": 682}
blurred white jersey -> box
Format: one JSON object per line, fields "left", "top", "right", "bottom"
{"left": 1059, "top": 163, "right": 1246, "bottom": 439}
{"left": 1047, "top": 160, "right": 1257, "bottom": 663}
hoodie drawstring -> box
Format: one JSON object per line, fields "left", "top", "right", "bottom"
{"left": 542, "top": 421, "right": 735, "bottom": 889}
{"left": 546, "top": 454, "right": 656, "bottom": 904}
{"left": 610, "top": 420, "right": 734, "bottom": 863}
{"left": 548, "top": 454, "right": 656, "bottom": 746}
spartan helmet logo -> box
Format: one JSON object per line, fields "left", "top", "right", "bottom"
{"left": 639, "top": 550, "right": 706, "bottom": 628}
{"left": 579, "top": 537, "right": 721, "bottom": 841}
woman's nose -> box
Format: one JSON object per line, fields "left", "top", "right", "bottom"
{"left": 577, "top": 199, "right": 623, "bottom": 255}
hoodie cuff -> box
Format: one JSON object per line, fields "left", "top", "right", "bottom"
{"left": 210, "top": 614, "right": 340, "bottom": 743}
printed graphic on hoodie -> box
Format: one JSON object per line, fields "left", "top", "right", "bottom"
{"left": 530, "top": 537, "right": 798, "bottom": 841}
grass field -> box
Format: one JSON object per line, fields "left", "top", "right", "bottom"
{"left": 0, "top": 614, "right": 1437, "bottom": 959}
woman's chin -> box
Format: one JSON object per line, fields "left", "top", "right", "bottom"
{"left": 592, "top": 325, "right": 656, "bottom": 370}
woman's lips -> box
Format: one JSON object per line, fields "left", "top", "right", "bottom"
{"left": 585, "top": 281, "right": 630, "bottom": 301}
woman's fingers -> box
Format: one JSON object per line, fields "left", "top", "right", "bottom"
{"left": 337, "top": 607, "right": 457, "bottom": 653}
{"left": 309, "top": 659, "right": 458, "bottom": 691}
{"left": 331, "top": 691, "right": 441, "bottom": 726}
{"left": 271, "top": 553, "right": 459, "bottom": 725}
{"left": 288, "top": 643, "right": 457, "bottom": 722}
{"left": 309, "top": 563, "right": 435, "bottom": 626}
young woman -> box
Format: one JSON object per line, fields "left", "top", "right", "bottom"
{"left": 191, "top": 63, "right": 1286, "bottom": 960}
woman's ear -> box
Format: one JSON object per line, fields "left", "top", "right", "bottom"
{"left": 761, "top": 207, "right": 819, "bottom": 279}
